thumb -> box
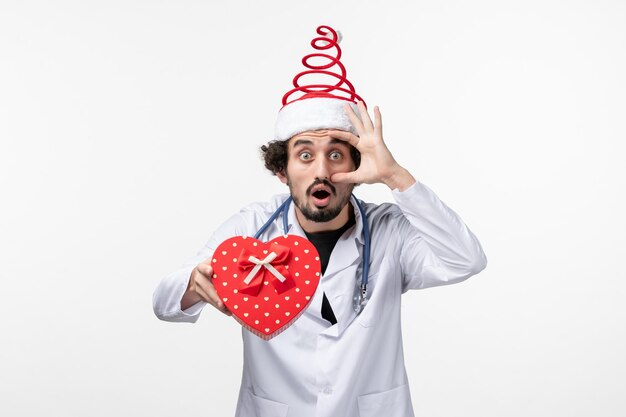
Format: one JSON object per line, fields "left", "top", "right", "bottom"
{"left": 331, "top": 171, "right": 359, "bottom": 184}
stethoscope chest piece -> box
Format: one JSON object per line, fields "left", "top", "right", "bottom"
{"left": 353, "top": 283, "right": 368, "bottom": 314}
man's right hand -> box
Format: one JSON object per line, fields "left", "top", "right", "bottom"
{"left": 180, "top": 260, "right": 232, "bottom": 316}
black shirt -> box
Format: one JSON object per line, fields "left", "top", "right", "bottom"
{"left": 303, "top": 210, "right": 356, "bottom": 325}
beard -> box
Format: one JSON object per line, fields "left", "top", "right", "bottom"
{"left": 289, "top": 178, "right": 354, "bottom": 223}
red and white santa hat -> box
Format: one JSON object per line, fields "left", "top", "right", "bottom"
{"left": 274, "top": 25, "right": 366, "bottom": 141}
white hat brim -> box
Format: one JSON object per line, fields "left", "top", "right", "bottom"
{"left": 274, "top": 97, "right": 361, "bottom": 141}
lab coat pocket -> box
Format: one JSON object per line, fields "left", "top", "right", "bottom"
{"left": 249, "top": 391, "right": 289, "bottom": 417}
{"left": 357, "top": 384, "right": 414, "bottom": 417}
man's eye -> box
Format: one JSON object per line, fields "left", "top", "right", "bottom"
{"left": 299, "top": 152, "right": 312, "bottom": 161}
{"left": 329, "top": 151, "right": 342, "bottom": 160}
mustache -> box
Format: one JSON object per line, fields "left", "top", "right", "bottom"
{"left": 307, "top": 178, "right": 336, "bottom": 196}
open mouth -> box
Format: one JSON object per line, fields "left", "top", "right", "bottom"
{"left": 310, "top": 188, "right": 332, "bottom": 207}
{"left": 312, "top": 189, "right": 330, "bottom": 199}
{"left": 307, "top": 179, "right": 336, "bottom": 208}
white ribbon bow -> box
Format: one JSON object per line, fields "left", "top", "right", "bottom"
{"left": 243, "top": 252, "right": 287, "bottom": 285}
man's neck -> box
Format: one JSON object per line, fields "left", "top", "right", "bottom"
{"left": 295, "top": 203, "right": 353, "bottom": 233}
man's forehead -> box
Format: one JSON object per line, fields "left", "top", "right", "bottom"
{"left": 289, "top": 129, "right": 349, "bottom": 148}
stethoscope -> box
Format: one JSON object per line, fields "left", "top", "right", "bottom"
{"left": 253, "top": 194, "right": 371, "bottom": 314}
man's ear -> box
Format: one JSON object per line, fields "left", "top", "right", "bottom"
{"left": 276, "top": 170, "right": 288, "bottom": 185}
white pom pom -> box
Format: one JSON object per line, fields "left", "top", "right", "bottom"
{"left": 324, "top": 29, "right": 342, "bottom": 44}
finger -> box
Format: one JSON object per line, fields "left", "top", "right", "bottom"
{"left": 331, "top": 171, "right": 359, "bottom": 184}
{"left": 197, "top": 263, "right": 214, "bottom": 278}
{"left": 193, "top": 262, "right": 232, "bottom": 316}
{"left": 373, "top": 105, "right": 382, "bottom": 135}
{"left": 199, "top": 279, "right": 232, "bottom": 316}
{"left": 327, "top": 129, "right": 360, "bottom": 148}
{"left": 344, "top": 103, "right": 365, "bottom": 135}
{"left": 357, "top": 101, "right": 374, "bottom": 131}
{"left": 192, "top": 274, "right": 216, "bottom": 303}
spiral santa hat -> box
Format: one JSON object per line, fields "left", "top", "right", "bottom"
{"left": 274, "top": 25, "right": 366, "bottom": 141}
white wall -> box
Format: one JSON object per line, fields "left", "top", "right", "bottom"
{"left": 1, "top": 1, "right": 624, "bottom": 416}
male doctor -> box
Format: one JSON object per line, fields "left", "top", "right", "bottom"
{"left": 153, "top": 26, "right": 486, "bottom": 417}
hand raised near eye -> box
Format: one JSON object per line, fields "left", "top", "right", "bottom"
{"left": 329, "top": 102, "right": 415, "bottom": 191}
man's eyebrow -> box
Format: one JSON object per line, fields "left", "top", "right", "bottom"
{"left": 292, "top": 139, "right": 314, "bottom": 148}
{"left": 291, "top": 138, "right": 350, "bottom": 149}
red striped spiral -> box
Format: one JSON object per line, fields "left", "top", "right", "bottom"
{"left": 281, "top": 25, "right": 366, "bottom": 108}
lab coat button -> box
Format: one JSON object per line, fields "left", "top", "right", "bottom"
{"left": 322, "top": 386, "right": 333, "bottom": 395}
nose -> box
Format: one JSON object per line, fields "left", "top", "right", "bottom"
{"left": 313, "top": 157, "right": 331, "bottom": 180}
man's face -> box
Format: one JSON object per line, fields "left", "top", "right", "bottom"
{"left": 278, "top": 129, "right": 356, "bottom": 224}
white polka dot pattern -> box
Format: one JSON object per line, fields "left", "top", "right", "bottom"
{"left": 212, "top": 235, "right": 321, "bottom": 340}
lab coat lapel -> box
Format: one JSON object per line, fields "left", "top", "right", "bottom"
{"left": 283, "top": 199, "right": 326, "bottom": 321}
{"left": 321, "top": 196, "right": 365, "bottom": 337}
{"left": 283, "top": 195, "right": 366, "bottom": 337}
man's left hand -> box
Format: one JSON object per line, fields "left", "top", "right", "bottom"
{"left": 329, "top": 102, "right": 416, "bottom": 191}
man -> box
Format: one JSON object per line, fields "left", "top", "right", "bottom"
{"left": 153, "top": 26, "right": 486, "bottom": 417}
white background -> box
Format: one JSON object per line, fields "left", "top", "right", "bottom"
{"left": 1, "top": 1, "right": 625, "bottom": 416}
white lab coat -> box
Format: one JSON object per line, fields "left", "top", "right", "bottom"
{"left": 153, "top": 181, "right": 487, "bottom": 417}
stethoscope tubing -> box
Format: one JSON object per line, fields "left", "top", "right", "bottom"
{"left": 253, "top": 195, "right": 371, "bottom": 312}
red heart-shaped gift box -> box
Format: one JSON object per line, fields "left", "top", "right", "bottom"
{"left": 211, "top": 235, "right": 321, "bottom": 340}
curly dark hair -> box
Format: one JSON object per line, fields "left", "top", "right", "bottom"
{"left": 260, "top": 140, "right": 361, "bottom": 176}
